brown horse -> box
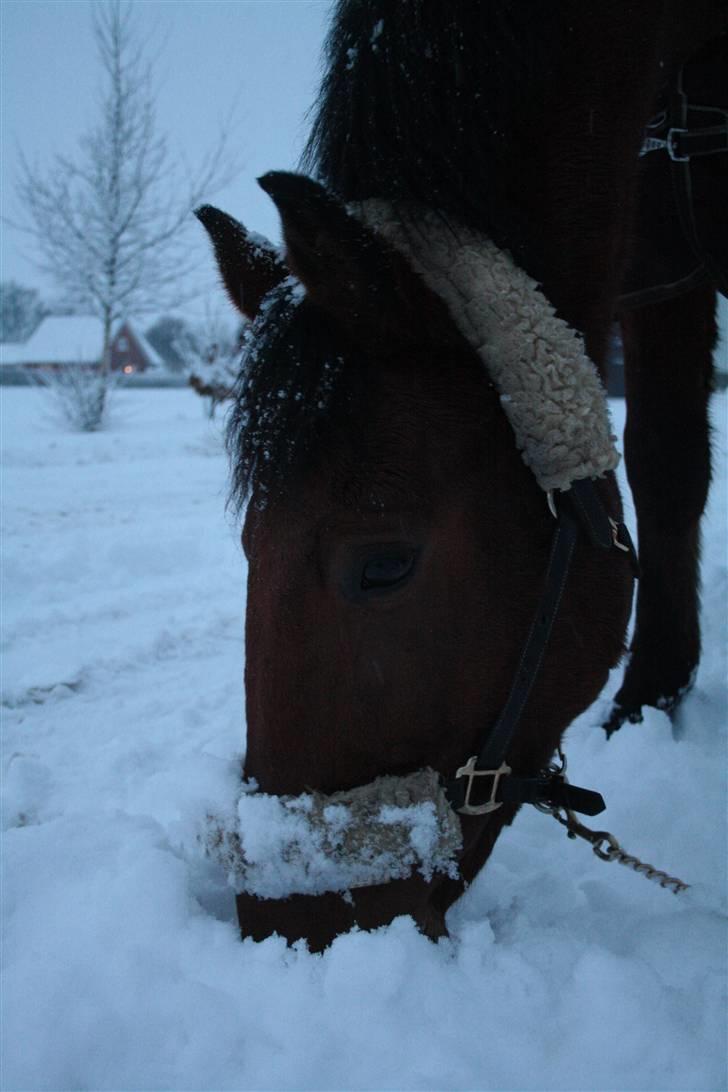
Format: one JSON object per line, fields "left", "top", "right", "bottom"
{"left": 197, "top": 2, "right": 726, "bottom": 950}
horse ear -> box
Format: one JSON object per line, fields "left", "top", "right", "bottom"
{"left": 195, "top": 205, "right": 288, "bottom": 320}
{"left": 257, "top": 171, "right": 451, "bottom": 344}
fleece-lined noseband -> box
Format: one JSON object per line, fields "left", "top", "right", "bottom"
{"left": 203, "top": 209, "right": 636, "bottom": 900}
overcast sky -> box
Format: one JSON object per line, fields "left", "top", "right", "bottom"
{"left": 1, "top": 0, "right": 332, "bottom": 325}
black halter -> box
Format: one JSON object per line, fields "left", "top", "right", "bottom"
{"left": 445, "top": 478, "right": 638, "bottom": 819}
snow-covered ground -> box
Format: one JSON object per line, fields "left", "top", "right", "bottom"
{"left": 2, "top": 374, "right": 726, "bottom": 1091}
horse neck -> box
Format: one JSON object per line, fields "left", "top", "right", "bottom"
{"left": 304, "top": 2, "right": 713, "bottom": 367}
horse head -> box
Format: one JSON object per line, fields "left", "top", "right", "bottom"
{"left": 197, "top": 173, "right": 634, "bottom": 949}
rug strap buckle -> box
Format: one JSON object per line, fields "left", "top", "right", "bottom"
{"left": 666, "top": 127, "right": 690, "bottom": 162}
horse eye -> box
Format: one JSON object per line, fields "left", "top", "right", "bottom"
{"left": 361, "top": 551, "right": 416, "bottom": 591}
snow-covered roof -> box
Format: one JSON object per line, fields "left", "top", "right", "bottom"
{"left": 0, "top": 316, "right": 103, "bottom": 366}
{"left": 0, "top": 315, "right": 166, "bottom": 369}
{"left": 0, "top": 341, "right": 28, "bottom": 366}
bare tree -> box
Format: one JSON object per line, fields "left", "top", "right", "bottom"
{"left": 14, "top": 1, "right": 236, "bottom": 426}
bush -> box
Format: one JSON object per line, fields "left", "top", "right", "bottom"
{"left": 34, "top": 368, "right": 116, "bottom": 432}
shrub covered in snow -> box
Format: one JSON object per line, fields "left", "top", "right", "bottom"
{"left": 33, "top": 366, "right": 117, "bottom": 432}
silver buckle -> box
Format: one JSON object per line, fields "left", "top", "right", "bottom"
{"left": 666, "top": 127, "right": 690, "bottom": 162}
{"left": 639, "top": 127, "right": 689, "bottom": 162}
{"left": 454, "top": 757, "right": 511, "bottom": 816}
{"left": 641, "top": 126, "right": 689, "bottom": 160}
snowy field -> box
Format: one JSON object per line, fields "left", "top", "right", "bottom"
{"left": 2, "top": 375, "right": 726, "bottom": 1091}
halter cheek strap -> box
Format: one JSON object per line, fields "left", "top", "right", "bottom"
{"left": 445, "top": 478, "right": 638, "bottom": 818}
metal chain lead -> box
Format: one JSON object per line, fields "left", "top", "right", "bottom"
{"left": 538, "top": 750, "right": 690, "bottom": 895}
{"left": 549, "top": 807, "right": 690, "bottom": 894}
{"left": 606, "top": 842, "right": 691, "bottom": 894}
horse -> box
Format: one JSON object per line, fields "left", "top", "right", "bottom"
{"left": 188, "top": 372, "right": 236, "bottom": 416}
{"left": 197, "top": 1, "right": 726, "bottom": 951}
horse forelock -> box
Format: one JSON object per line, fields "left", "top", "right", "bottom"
{"left": 225, "top": 272, "right": 493, "bottom": 517}
{"left": 226, "top": 282, "right": 350, "bottom": 514}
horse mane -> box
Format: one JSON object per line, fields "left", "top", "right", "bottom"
{"left": 301, "top": 0, "right": 559, "bottom": 274}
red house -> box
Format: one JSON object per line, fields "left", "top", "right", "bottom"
{"left": 0, "top": 317, "right": 164, "bottom": 374}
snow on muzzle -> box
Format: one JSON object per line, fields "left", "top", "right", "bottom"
{"left": 202, "top": 768, "right": 462, "bottom": 899}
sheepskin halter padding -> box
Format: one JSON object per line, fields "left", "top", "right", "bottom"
{"left": 203, "top": 768, "right": 462, "bottom": 899}
{"left": 355, "top": 201, "right": 620, "bottom": 494}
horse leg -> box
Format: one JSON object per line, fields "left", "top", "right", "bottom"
{"left": 607, "top": 283, "right": 717, "bottom": 732}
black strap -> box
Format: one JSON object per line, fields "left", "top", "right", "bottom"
{"left": 445, "top": 502, "right": 577, "bottom": 813}
{"left": 500, "top": 774, "right": 605, "bottom": 816}
{"left": 445, "top": 480, "right": 636, "bottom": 817}
{"left": 671, "top": 114, "right": 728, "bottom": 159}
{"left": 670, "top": 69, "right": 728, "bottom": 299}
{"left": 477, "top": 503, "right": 579, "bottom": 771}
{"left": 640, "top": 101, "right": 728, "bottom": 163}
